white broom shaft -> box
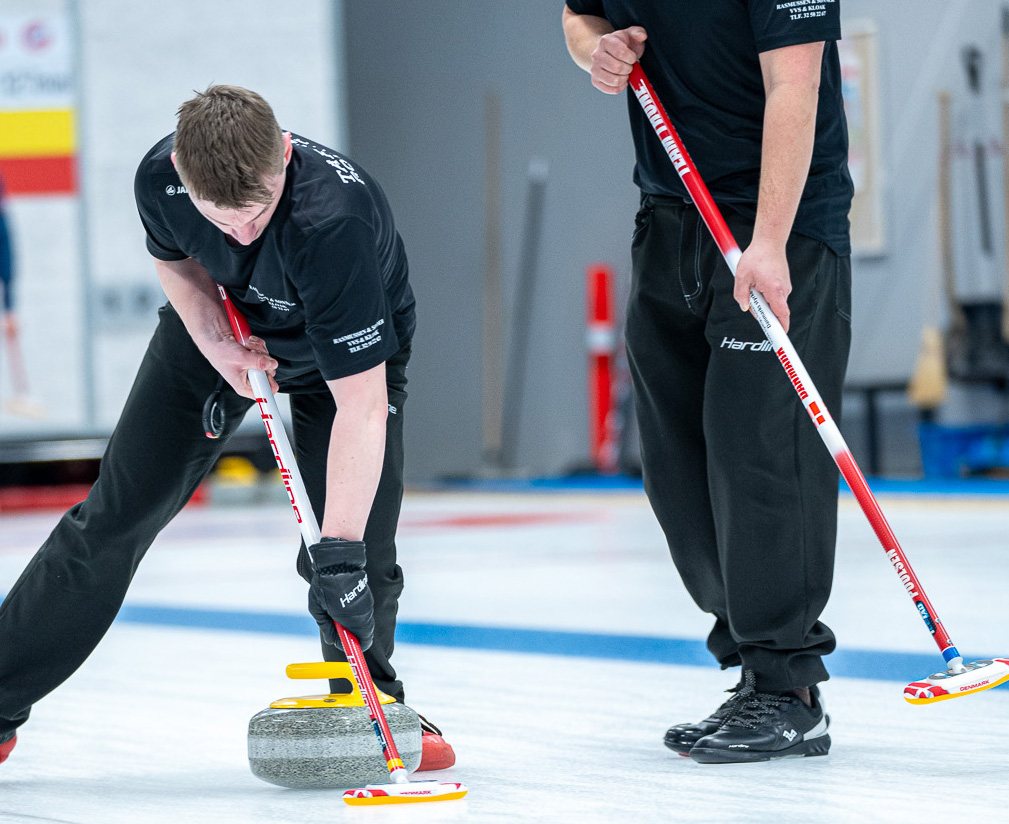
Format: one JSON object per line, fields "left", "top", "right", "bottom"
{"left": 246, "top": 369, "right": 406, "bottom": 780}
{"left": 247, "top": 368, "right": 320, "bottom": 548}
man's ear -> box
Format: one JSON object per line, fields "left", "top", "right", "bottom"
{"left": 282, "top": 132, "right": 293, "bottom": 168}
{"left": 170, "top": 151, "right": 177, "bottom": 170}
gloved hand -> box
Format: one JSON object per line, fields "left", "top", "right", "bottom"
{"left": 307, "top": 537, "right": 374, "bottom": 651}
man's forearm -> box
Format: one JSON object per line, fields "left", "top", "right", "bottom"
{"left": 321, "top": 409, "right": 386, "bottom": 541}
{"left": 154, "top": 257, "right": 233, "bottom": 351}
{"left": 320, "top": 364, "right": 389, "bottom": 541}
{"left": 752, "top": 83, "right": 818, "bottom": 250}
{"left": 154, "top": 256, "right": 278, "bottom": 397}
{"left": 752, "top": 43, "right": 824, "bottom": 251}
{"left": 562, "top": 6, "right": 614, "bottom": 71}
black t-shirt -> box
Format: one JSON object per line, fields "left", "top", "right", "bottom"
{"left": 135, "top": 134, "right": 415, "bottom": 391}
{"left": 566, "top": 0, "right": 853, "bottom": 255}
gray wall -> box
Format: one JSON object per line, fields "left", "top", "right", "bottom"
{"left": 5, "top": 1, "right": 1003, "bottom": 479}
{"left": 345, "top": 1, "right": 639, "bottom": 480}
{"left": 345, "top": 0, "right": 1009, "bottom": 480}
{"left": 843, "top": 0, "right": 1004, "bottom": 385}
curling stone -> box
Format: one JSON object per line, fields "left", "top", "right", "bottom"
{"left": 248, "top": 661, "right": 422, "bottom": 789}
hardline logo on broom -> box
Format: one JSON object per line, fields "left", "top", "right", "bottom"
{"left": 254, "top": 396, "right": 304, "bottom": 525}
{"left": 631, "top": 79, "right": 690, "bottom": 177}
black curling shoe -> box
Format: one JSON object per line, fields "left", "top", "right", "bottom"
{"left": 663, "top": 677, "right": 745, "bottom": 755}
{"left": 689, "top": 671, "right": 830, "bottom": 764}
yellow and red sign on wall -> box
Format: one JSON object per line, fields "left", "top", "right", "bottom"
{"left": 0, "top": 12, "right": 76, "bottom": 196}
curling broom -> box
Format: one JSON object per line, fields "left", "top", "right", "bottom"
{"left": 628, "top": 62, "right": 1009, "bottom": 704}
{"left": 218, "top": 286, "right": 467, "bottom": 802}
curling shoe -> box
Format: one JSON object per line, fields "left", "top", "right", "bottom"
{"left": 416, "top": 715, "right": 456, "bottom": 771}
{"left": 664, "top": 677, "right": 745, "bottom": 756}
{"left": 689, "top": 671, "right": 830, "bottom": 764}
{"left": 0, "top": 733, "right": 16, "bottom": 764}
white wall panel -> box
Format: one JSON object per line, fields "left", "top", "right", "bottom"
{"left": 1, "top": 0, "right": 342, "bottom": 436}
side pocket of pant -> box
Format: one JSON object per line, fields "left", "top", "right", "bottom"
{"left": 680, "top": 211, "right": 704, "bottom": 305}
{"left": 835, "top": 254, "right": 852, "bottom": 325}
{"left": 632, "top": 197, "right": 654, "bottom": 247}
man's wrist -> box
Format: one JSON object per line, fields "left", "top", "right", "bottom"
{"left": 748, "top": 227, "right": 790, "bottom": 255}
{"left": 311, "top": 537, "right": 367, "bottom": 573}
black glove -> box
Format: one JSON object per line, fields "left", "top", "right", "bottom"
{"left": 307, "top": 537, "right": 375, "bottom": 651}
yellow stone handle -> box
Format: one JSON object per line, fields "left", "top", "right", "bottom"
{"left": 275, "top": 662, "right": 397, "bottom": 708}
{"left": 285, "top": 662, "right": 355, "bottom": 680}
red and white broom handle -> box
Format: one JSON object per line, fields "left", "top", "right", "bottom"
{"left": 218, "top": 286, "right": 410, "bottom": 782}
{"left": 628, "top": 63, "right": 963, "bottom": 670}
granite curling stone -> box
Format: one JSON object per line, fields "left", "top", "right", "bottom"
{"left": 248, "top": 662, "right": 422, "bottom": 789}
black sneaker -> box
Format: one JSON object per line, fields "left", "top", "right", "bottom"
{"left": 689, "top": 671, "right": 830, "bottom": 764}
{"left": 663, "top": 677, "right": 745, "bottom": 756}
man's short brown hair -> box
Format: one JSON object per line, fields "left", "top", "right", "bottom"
{"left": 173, "top": 85, "right": 284, "bottom": 209}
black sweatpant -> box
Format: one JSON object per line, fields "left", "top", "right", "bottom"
{"left": 0, "top": 304, "right": 409, "bottom": 740}
{"left": 625, "top": 195, "right": 851, "bottom": 692}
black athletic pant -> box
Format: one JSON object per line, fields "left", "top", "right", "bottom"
{"left": 625, "top": 195, "right": 851, "bottom": 692}
{"left": 0, "top": 304, "right": 409, "bottom": 740}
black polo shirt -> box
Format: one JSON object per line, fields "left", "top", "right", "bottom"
{"left": 135, "top": 134, "right": 415, "bottom": 390}
{"left": 566, "top": 0, "right": 853, "bottom": 255}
